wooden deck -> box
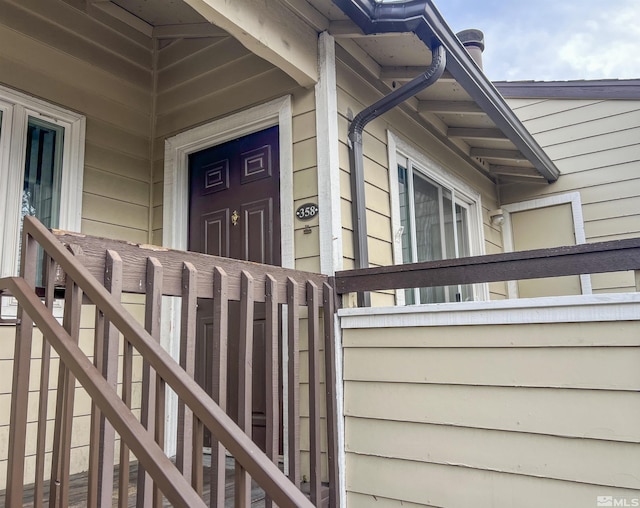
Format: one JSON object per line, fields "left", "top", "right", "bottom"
{"left": 2, "top": 456, "right": 316, "bottom": 507}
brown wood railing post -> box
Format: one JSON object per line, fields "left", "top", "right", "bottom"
{"left": 49, "top": 276, "right": 82, "bottom": 508}
{"left": 307, "top": 282, "right": 321, "bottom": 505}
{"left": 6, "top": 229, "right": 37, "bottom": 508}
{"left": 88, "top": 249, "right": 122, "bottom": 506}
{"left": 33, "top": 254, "right": 56, "bottom": 508}
{"left": 177, "top": 262, "right": 197, "bottom": 483}
{"left": 210, "top": 266, "right": 229, "bottom": 505}
{"left": 264, "top": 274, "right": 279, "bottom": 508}
{"left": 119, "top": 326, "right": 134, "bottom": 508}
{"left": 236, "top": 271, "right": 255, "bottom": 507}
{"left": 286, "top": 277, "right": 300, "bottom": 488}
{"left": 138, "top": 257, "right": 163, "bottom": 508}
{"left": 323, "top": 281, "right": 340, "bottom": 508}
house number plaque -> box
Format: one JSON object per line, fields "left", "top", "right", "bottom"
{"left": 296, "top": 203, "right": 318, "bottom": 221}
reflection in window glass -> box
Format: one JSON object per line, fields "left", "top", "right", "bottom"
{"left": 23, "top": 117, "right": 64, "bottom": 229}
{"left": 399, "top": 163, "right": 474, "bottom": 304}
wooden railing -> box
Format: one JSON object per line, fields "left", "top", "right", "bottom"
{"left": 2, "top": 216, "right": 340, "bottom": 507}
{"left": 334, "top": 238, "right": 640, "bottom": 298}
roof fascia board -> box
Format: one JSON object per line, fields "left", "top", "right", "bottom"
{"left": 495, "top": 80, "right": 640, "bottom": 100}
{"left": 332, "top": 0, "right": 560, "bottom": 182}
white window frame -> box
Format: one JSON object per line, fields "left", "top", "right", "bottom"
{"left": 387, "top": 130, "right": 488, "bottom": 304}
{"left": 501, "top": 192, "right": 592, "bottom": 298}
{"left": 0, "top": 85, "right": 85, "bottom": 315}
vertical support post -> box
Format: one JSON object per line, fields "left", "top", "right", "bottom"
{"left": 177, "top": 262, "right": 197, "bottom": 483}
{"left": 323, "top": 282, "right": 340, "bottom": 508}
{"left": 264, "top": 275, "right": 279, "bottom": 508}
{"left": 307, "top": 282, "right": 321, "bottom": 505}
{"left": 235, "top": 271, "right": 254, "bottom": 507}
{"left": 137, "top": 257, "right": 163, "bottom": 508}
{"left": 286, "top": 277, "right": 300, "bottom": 487}
{"left": 49, "top": 276, "right": 82, "bottom": 508}
{"left": 6, "top": 229, "right": 37, "bottom": 507}
{"left": 210, "top": 267, "right": 229, "bottom": 505}
{"left": 88, "top": 250, "right": 122, "bottom": 507}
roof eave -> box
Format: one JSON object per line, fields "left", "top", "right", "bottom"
{"left": 332, "top": 0, "right": 561, "bottom": 183}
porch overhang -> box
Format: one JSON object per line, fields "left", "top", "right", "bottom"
{"left": 331, "top": 0, "right": 561, "bottom": 183}
{"left": 182, "top": 0, "right": 319, "bottom": 87}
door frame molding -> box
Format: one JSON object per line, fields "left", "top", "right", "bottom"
{"left": 163, "top": 95, "right": 294, "bottom": 268}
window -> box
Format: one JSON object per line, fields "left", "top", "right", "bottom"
{"left": 388, "top": 132, "right": 487, "bottom": 304}
{"left": 0, "top": 85, "right": 85, "bottom": 282}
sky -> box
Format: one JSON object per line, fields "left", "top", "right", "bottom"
{"left": 432, "top": 0, "right": 640, "bottom": 82}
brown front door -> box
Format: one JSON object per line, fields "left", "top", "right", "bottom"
{"left": 188, "top": 126, "right": 280, "bottom": 450}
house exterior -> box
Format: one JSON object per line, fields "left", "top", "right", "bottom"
{"left": 0, "top": 0, "right": 638, "bottom": 506}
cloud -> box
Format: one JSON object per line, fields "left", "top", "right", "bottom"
{"left": 435, "top": 0, "right": 640, "bottom": 81}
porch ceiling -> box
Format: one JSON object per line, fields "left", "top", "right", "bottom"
{"left": 84, "top": 0, "right": 553, "bottom": 182}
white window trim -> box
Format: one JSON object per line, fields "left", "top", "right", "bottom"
{"left": 0, "top": 85, "right": 85, "bottom": 279}
{"left": 163, "top": 95, "right": 294, "bottom": 268}
{"left": 387, "top": 130, "right": 488, "bottom": 304}
{"left": 501, "top": 192, "right": 592, "bottom": 298}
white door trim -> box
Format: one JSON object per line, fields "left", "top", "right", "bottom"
{"left": 163, "top": 95, "right": 295, "bottom": 268}
{"left": 502, "top": 192, "right": 592, "bottom": 298}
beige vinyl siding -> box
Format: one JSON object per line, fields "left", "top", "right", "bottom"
{"left": 501, "top": 98, "right": 640, "bottom": 293}
{"left": 0, "top": 0, "right": 153, "bottom": 244}
{"left": 341, "top": 307, "right": 640, "bottom": 507}
{"left": 335, "top": 54, "right": 505, "bottom": 303}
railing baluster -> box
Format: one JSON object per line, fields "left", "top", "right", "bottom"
{"left": 323, "top": 282, "right": 340, "bottom": 508}
{"left": 264, "top": 275, "right": 279, "bottom": 508}
{"left": 236, "top": 271, "right": 254, "bottom": 507}
{"left": 286, "top": 277, "right": 300, "bottom": 488}
{"left": 6, "top": 230, "right": 37, "bottom": 508}
{"left": 119, "top": 334, "right": 134, "bottom": 508}
{"left": 307, "top": 282, "right": 321, "bottom": 505}
{"left": 177, "top": 262, "right": 197, "bottom": 482}
{"left": 138, "top": 257, "right": 163, "bottom": 508}
{"left": 49, "top": 275, "right": 82, "bottom": 508}
{"left": 89, "top": 250, "right": 122, "bottom": 506}
{"left": 33, "top": 254, "right": 56, "bottom": 508}
{"left": 210, "top": 267, "right": 229, "bottom": 506}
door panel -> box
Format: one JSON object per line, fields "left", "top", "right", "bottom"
{"left": 188, "top": 126, "right": 280, "bottom": 451}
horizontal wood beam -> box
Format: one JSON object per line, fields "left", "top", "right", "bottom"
{"left": 470, "top": 147, "right": 525, "bottom": 161}
{"left": 152, "top": 22, "right": 228, "bottom": 39}
{"left": 490, "top": 165, "right": 540, "bottom": 176}
{"left": 418, "top": 100, "right": 485, "bottom": 115}
{"left": 183, "top": 0, "right": 318, "bottom": 87}
{"left": 448, "top": 127, "right": 507, "bottom": 140}
{"left": 334, "top": 237, "right": 640, "bottom": 294}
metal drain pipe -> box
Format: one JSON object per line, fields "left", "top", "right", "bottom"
{"left": 348, "top": 43, "right": 446, "bottom": 306}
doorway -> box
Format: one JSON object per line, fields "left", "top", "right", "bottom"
{"left": 189, "top": 126, "right": 281, "bottom": 450}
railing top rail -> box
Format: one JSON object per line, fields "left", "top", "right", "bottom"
{"left": 335, "top": 237, "right": 640, "bottom": 294}
{"left": 53, "top": 229, "right": 328, "bottom": 303}
{"left": 20, "top": 216, "right": 314, "bottom": 507}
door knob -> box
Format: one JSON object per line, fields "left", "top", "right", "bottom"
{"left": 231, "top": 210, "right": 239, "bottom": 226}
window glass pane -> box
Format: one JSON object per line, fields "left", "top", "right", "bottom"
{"left": 398, "top": 164, "right": 413, "bottom": 264}
{"left": 23, "top": 117, "right": 64, "bottom": 229}
{"left": 413, "top": 173, "right": 442, "bottom": 263}
{"left": 413, "top": 173, "right": 445, "bottom": 303}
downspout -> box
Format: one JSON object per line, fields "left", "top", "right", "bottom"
{"left": 348, "top": 44, "right": 446, "bottom": 306}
